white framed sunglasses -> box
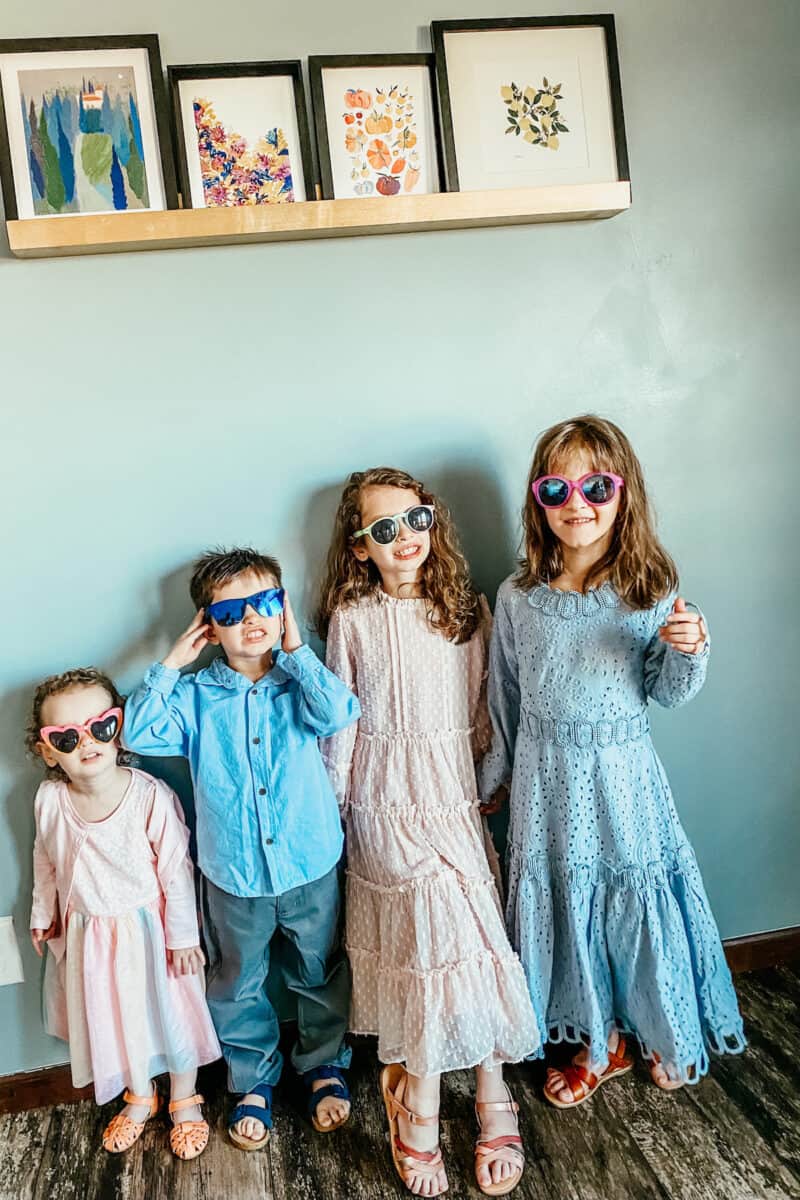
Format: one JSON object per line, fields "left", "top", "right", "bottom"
{"left": 353, "top": 504, "right": 435, "bottom": 546}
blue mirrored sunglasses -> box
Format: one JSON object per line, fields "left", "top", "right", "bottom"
{"left": 206, "top": 587, "right": 285, "bottom": 627}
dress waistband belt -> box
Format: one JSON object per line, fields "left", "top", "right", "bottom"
{"left": 520, "top": 708, "right": 649, "bottom": 748}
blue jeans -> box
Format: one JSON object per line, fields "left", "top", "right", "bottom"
{"left": 202, "top": 865, "right": 352, "bottom": 1093}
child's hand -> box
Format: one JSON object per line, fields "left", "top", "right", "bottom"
{"left": 480, "top": 784, "right": 508, "bottom": 815}
{"left": 162, "top": 611, "right": 211, "bottom": 671}
{"left": 168, "top": 946, "right": 206, "bottom": 976}
{"left": 281, "top": 592, "right": 303, "bottom": 654}
{"left": 658, "top": 597, "right": 707, "bottom": 655}
{"left": 30, "top": 916, "right": 58, "bottom": 957}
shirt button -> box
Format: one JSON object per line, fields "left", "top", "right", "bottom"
{"left": 265, "top": 837, "right": 274, "bottom": 845}
{"left": 259, "top": 788, "right": 266, "bottom": 795}
{"left": 253, "top": 736, "right": 260, "bottom": 744}
{"left": 250, "top": 689, "right": 257, "bottom": 696}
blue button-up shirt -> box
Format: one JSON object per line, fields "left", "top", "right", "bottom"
{"left": 123, "top": 646, "right": 360, "bottom": 898}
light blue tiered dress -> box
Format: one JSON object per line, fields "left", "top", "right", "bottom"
{"left": 479, "top": 577, "right": 745, "bottom": 1082}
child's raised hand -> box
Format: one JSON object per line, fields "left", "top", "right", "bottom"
{"left": 162, "top": 611, "right": 211, "bottom": 671}
{"left": 480, "top": 784, "right": 509, "bottom": 815}
{"left": 30, "top": 915, "right": 59, "bottom": 957}
{"left": 281, "top": 591, "right": 303, "bottom": 654}
{"left": 658, "top": 597, "right": 707, "bottom": 655}
{"left": 167, "top": 945, "right": 206, "bottom": 976}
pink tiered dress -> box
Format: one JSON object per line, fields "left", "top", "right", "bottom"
{"left": 30, "top": 768, "right": 220, "bottom": 1103}
{"left": 323, "top": 593, "right": 541, "bottom": 1079}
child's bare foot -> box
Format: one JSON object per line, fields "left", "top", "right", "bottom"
{"left": 382, "top": 1066, "right": 448, "bottom": 1197}
{"left": 544, "top": 1031, "right": 633, "bottom": 1108}
{"left": 649, "top": 1054, "right": 685, "bottom": 1091}
{"left": 228, "top": 1084, "right": 273, "bottom": 1150}
{"left": 474, "top": 1066, "right": 524, "bottom": 1193}
{"left": 119, "top": 1083, "right": 156, "bottom": 1125}
{"left": 233, "top": 1092, "right": 268, "bottom": 1143}
{"left": 310, "top": 1074, "right": 350, "bottom": 1130}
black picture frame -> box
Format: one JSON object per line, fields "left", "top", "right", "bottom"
{"left": 0, "top": 33, "right": 178, "bottom": 220}
{"left": 308, "top": 53, "right": 444, "bottom": 200}
{"left": 431, "top": 15, "right": 630, "bottom": 193}
{"left": 167, "top": 60, "right": 314, "bottom": 208}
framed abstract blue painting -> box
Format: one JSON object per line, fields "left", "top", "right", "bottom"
{"left": 0, "top": 34, "right": 177, "bottom": 220}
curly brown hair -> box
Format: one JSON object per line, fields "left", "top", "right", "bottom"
{"left": 315, "top": 466, "right": 482, "bottom": 644}
{"left": 517, "top": 415, "right": 678, "bottom": 610}
{"left": 26, "top": 667, "right": 133, "bottom": 781}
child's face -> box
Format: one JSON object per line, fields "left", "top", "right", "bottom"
{"left": 352, "top": 484, "right": 432, "bottom": 586}
{"left": 38, "top": 683, "right": 121, "bottom": 784}
{"left": 543, "top": 447, "right": 622, "bottom": 552}
{"left": 206, "top": 569, "right": 283, "bottom": 662}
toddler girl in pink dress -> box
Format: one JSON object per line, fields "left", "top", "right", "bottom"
{"left": 317, "top": 467, "right": 541, "bottom": 1198}
{"left": 27, "top": 667, "right": 220, "bottom": 1158}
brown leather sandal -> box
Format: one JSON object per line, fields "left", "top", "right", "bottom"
{"left": 380, "top": 1064, "right": 447, "bottom": 1195}
{"left": 544, "top": 1035, "right": 634, "bottom": 1109}
{"left": 169, "top": 1092, "right": 210, "bottom": 1160}
{"left": 102, "top": 1085, "right": 161, "bottom": 1153}
{"left": 474, "top": 1085, "right": 525, "bottom": 1196}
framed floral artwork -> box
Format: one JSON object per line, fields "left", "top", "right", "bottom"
{"left": 431, "top": 16, "right": 629, "bottom": 192}
{"left": 0, "top": 34, "right": 177, "bottom": 220}
{"left": 168, "top": 61, "right": 313, "bottom": 207}
{"left": 309, "top": 54, "right": 443, "bottom": 200}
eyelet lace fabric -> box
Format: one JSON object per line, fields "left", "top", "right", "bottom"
{"left": 479, "top": 578, "right": 745, "bottom": 1083}
{"left": 323, "top": 593, "right": 542, "bottom": 1078}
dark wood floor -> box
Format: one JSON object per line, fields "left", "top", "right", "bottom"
{"left": 1, "top": 963, "right": 798, "bottom": 1200}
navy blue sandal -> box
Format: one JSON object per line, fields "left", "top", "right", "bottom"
{"left": 228, "top": 1082, "right": 273, "bottom": 1150}
{"left": 303, "top": 1066, "right": 351, "bottom": 1133}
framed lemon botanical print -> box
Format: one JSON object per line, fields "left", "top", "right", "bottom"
{"left": 309, "top": 54, "right": 444, "bottom": 200}
{"left": 169, "top": 61, "right": 313, "bottom": 207}
{"left": 431, "top": 16, "right": 629, "bottom": 193}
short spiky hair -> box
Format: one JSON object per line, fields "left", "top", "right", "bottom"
{"left": 26, "top": 667, "right": 132, "bottom": 781}
{"left": 190, "top": 547, "right": 283, "bottom": 610}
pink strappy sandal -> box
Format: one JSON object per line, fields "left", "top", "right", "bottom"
{"left": 380, "top": 1064, "right": 447, "bottom": 1195}
{"left": 169, "top": 1092, "right": 210, "bottom": 1160}
{"left": 102, "top": 1085, "right": 161, "bottom": 1153}
{"left": 474, "top": 1085, "right": 525, "bottom": 1196}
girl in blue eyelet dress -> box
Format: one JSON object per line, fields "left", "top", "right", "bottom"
{"left": 479, "top": 416, "right": 744, "bottom": 1107}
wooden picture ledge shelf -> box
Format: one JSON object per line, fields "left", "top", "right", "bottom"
{"left": 6, "top": 181, "right": 630, "bottom": 258}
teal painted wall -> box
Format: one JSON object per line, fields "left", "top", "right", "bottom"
{"left": 1, "top": 0, "right": 798, "bottom": 1077}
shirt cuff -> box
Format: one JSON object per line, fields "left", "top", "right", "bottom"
{"left": 144, "top": 661, "right": 182, "bottom": 695}
{"left": 274, "top": 644, "right": 320, "bottom": 679}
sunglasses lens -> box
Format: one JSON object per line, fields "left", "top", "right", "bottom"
{"left": 252, "top": 588, "right": 285, "bottom": 618}
{"left": 581, "top": 474, "right": 616, "bottom": 505}
{"left": 89, "top": 714, "right": 119, "bottom": 743}
{"left": 370, "top": 518, "right": 399, "bottom": 545}
{"left": 537, "top": 478, "right": 569, "bottom": 507}
{"left": 208, "top": 600, "right": 244, "bottom": 626}
{"left": 406, "top": 506, "right": 433, "bottom": 533}
{"left": 50, "top": 729, "right": 79, "bottom": 754}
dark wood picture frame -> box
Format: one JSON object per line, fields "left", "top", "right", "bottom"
{"left": 431, "top": 15, "right": 630, "bottom": 193}
{"left": 167, "top": 60, "right": 314, "bottom": 208}
{"left": 308, "top": 53, "right": 444, "bottom": 200}
{"left": 0, "top": 33, "right": 178, "bottom": 220}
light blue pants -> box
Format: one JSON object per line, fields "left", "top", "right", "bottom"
{"left": 202, "top": 865, "right": 352, "bottom": 1093}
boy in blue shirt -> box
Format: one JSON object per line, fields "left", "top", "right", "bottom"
{"left": 124, "top": 547, "right": 360, "bottom": 1149}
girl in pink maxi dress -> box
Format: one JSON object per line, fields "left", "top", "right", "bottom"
{"left": 317, "top": 468, "right": 541, "bottom": 1199}
{"left": 28, "top": 668, "right": 220, "bottom": 1158}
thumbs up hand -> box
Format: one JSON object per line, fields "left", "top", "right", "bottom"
{"left": 658, "top": 596, "right": 707, "bottom": 655}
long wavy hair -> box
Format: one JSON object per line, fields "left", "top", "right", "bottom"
{"left": 517, "top": 415, "right": 678, "bottom": 609}
{"left": 26, "top": 667, "right": 133, "bottom": 782}
{"left": 315, "top": 467, "right": 482, "bottom": 643}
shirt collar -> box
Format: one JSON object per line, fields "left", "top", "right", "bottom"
{"left": 202, "top": 654, "right": 289, "bottom": 690}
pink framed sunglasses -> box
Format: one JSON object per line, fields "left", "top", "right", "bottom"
{"left": 39, "top": 707, "right": 123, "bottom": 755}
{"left": 532, "top": 472, "right": 624, "bottom": 509}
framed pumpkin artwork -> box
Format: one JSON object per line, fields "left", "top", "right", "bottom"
{"left": 431, "top": 16, "right": 629, "bottom": 192}
{"left": 168, "top": 60, "right": 313, "bottom": 207}
{"left": 309, "top": 54, "right": 444, "bottom": 200}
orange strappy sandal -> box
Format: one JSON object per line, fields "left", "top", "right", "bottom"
{"left": 543, "top": 1035, "right": 634, "bottom": 1109}
{"left": 169, "top": 1093, "right": 210, "bottom": 1160}
{"left": 380, "top": 1064, "right": 447, "bottom": 1195}
{"left": 474, "top": 1085, "right": 525, "bottom": 1196}
{"left": 102, "top": 1085, "right": 161, "bottom": 1153}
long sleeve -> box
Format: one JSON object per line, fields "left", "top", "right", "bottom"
{"left": 320, "top": 610, "right": 360, "bottom": 815}
{"left": 145, "top": 779, "right": 200, "bottom": 950}
{"left": 122, "top": 662, "right": 194, "bottom": 757}
{"left": 30, "top": 800, "right": 58, "bottom": 931}
{"left": 274, "top": 643, "right": 361, "bottom": 737}
{"left": 478, "top": 584, "right": 522, "bottom": 801}
{"left": 469, "top": 596, "right": 493, "bottom": 763}
{"left": 644, "top": 595, "right": 710, "bottom": 709}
